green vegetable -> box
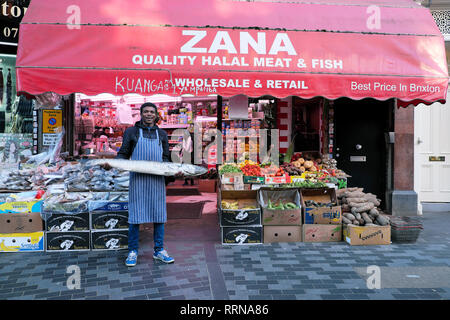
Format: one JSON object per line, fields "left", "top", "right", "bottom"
{"left": 219, "top": 164, "right": 241, "bottom": 174}
{"left": 285, "top": 202, "right": 299, "bottom": 209}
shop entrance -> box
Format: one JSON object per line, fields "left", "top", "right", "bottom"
{"left": 334, "top": 98, "right": 392, "bottom": 209}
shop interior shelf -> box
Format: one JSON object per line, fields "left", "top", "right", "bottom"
{"left": 159, "top": 124, "right": 189, "bottom": 128}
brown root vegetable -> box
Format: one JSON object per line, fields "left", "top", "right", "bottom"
{"left": 348, "top": 202, "right": 370, "bottom": 208}
{"left": 346, "top": 197, "right": 369, "bottom": 203}
{"left": 345, "top": 191, "right": 366, "bottom": 198}
{"left": 344, "top": 213, "right": 356, "bottom": 221}
{"left": 369, "top": 208, "right": 379, "bottom": 217}
{"left": 361, "top": 212, "right": 373, "bottom": 224}
{"left": 353, "top": 220, "right": 360, "bottom": 226}
{"left": 376, "top": 215, "right": 389, "bottom": 226}
{"left": 358, "top": 218, "right": 365, "bottom": 225}
{"left": 342, "top": 216, "right": 352, "bottom": 224}
{"left": 353, "top": 202, "right": 375, "bottom": 213}
{"left": 354, "top": 212, "right": 362, "bottom": 220}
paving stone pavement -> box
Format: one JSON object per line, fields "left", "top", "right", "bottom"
{"left": 1, "top": 212, "right": 449, "bottom": 300}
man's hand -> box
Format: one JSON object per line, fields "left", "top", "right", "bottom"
{"left": 100, "top": 163, "right": 112, "bottom": 170}
{"left": 174, "top": 171, "right": 184, "bottom": 178}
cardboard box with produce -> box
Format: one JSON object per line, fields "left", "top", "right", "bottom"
{"left": 258, "top": 188, "right": 302, "bottom": 226}
{"left": 0, "top": 212, "right": 43, "bottom": 233}
{"left": 0, "top": 231, "right": 45, "bottom": 252}
{"left": 303, "top": 224, "right": 342, "bottom": 242}
{"left": 301, "top": 188, "right": 342, "bottom": 224}
{"left": 219, "top": 190, "right": 261, "bottom": 226}
{"left": 343, "top": 224, "right": 391, "bottom": 246}
{"left": 221, "top": 226, "right": 263, "bottom": 245}
{"left": 263, "top": 226, "right": 302, "bottom": 243}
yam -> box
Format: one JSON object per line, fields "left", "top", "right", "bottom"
{"left": 351, "top": 207, "right": 357, "bottom": 215}
{"left": 342, "top": 217, "right": 352, "bottom": 224}
{"left": 346, "top": 197, "right": 368, "bottom": 203}
{"left": 344, "top": 191, "right": 366, "bottom": 198}
{"left": 369, "top": 208, "right": 379, "bottom": 217}
{"left": 344, "top": 213, "right": 356, "bottom": 221}
{"left": 361, "top": 212, "right": 373, "bottom": 224}
{"left": 342, "top": 204, "right": 350, "bottom": 212}
{"left": 358, "top": 218, "right": 365, "bottom": 225}
{"left": 352, "top": 220, "right": 360, "bottom": 226}
{"left": 348, "top": 202, "right": 370, "bottom": 208}
{"left": 354, "top": 212, "right": 362, "bottom": 220}
{"left": 353, "top": 202, "right": 375, "bottom": 213}
{"left": 376, "top": 215, "right": 389, "bottom": 226}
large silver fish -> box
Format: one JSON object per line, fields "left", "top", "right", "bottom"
{"left": 86, "top": 159, "right": 208, "bottom": 177}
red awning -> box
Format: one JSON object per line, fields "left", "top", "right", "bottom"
{"left": 16, "top": 0, "right": 448, "bottom": 104}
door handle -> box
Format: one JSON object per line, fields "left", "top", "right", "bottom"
{"left": 417, "top": 138, "right": 423, "bottom": 145}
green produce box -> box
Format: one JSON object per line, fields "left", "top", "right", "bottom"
{"left": 258, "top": 188, "right": 302, "bottom": 226}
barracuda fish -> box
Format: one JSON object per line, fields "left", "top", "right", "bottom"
{"left": 86, "top": 159, "right": 208, "bottom": 177}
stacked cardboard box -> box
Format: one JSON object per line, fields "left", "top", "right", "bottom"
{"left": 301, "top": 188, "right": 343, "bottom": 242}
{"left": 89, "top": 201, "right": 129, "bottom": 251}
{"left": 259, "top": 188, "right": 302, "bottom": 243}
{"left": 0, "top": 200, "right": 45, "bottom": 252}
{"left": 45, "top": 211, "right": 91, "bottom": 251}
{"left": 219, "top": 190, "right": 262, "bottom": 245}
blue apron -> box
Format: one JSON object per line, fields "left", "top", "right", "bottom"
{"left": 128, "top": 128, "right": 167, "bottom": 224}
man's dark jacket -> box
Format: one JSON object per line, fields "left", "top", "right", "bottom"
{"left": 116, "top": 121, "right": 174, "bottom": 184}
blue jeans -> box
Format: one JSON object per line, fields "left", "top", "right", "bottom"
{"left": 128, "top": 223, "right": 164, "bottom": 254}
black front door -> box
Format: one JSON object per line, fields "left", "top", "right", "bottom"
{"left": 334, "top": 98, "right": 392, "bottom": 209}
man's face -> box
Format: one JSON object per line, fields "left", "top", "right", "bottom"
{"left": 141, "top": 106, "right": 157, "bottom": 125}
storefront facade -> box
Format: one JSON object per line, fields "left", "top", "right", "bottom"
{"left": 14, "top": 0, "right": 449, "bottom": 216}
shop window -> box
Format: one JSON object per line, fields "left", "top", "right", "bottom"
{"left": 0, "top": 55, "right": 34, "bottom": 165}
{"left": 292, "top": 97, "right": 322, "bottom": 153}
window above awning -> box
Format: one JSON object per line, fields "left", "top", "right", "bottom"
{"left": 15, "top": 0, "right": 449, "bottom": 105}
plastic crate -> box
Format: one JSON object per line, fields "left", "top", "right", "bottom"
{"left": 390, "top": 216, "right": 423, "bottom": 242}
{"left": 389, "top": 216, "right": 423, "bottom": 228}
{"left": 391, "top": 227, "right": 422, "bottom": 242}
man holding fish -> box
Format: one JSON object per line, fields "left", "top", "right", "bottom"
{"left": 103, "top": 102, "right": 176, "bottom": 266}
